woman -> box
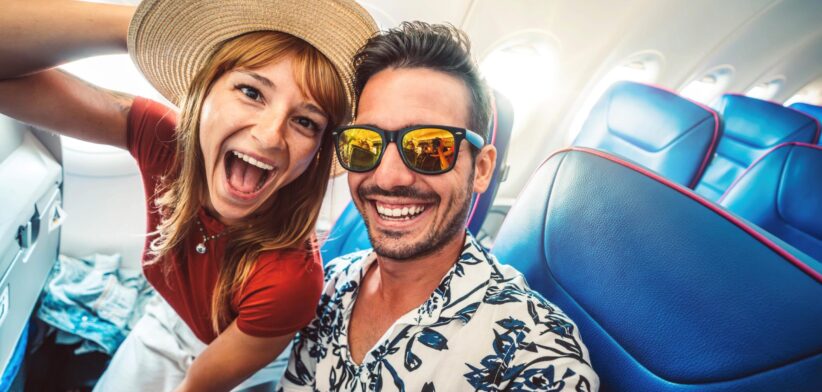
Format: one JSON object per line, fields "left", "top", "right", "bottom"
{"left": 0, "top": 0, "right": 376, "bottom": 391}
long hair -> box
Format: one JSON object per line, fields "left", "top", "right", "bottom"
{"left": 148, "top": 31, "right": 347, "bottom": 334}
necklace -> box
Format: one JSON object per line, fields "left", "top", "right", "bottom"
{"left": 194, "top": 218, "right": 227, "bottom": 254}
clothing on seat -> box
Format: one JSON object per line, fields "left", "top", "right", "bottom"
{"left": 37, "top": 253, "right": 155, "bottom": 355}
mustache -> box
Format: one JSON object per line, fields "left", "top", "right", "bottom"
{"left": 358, "top": 185, "right": 439, "bottom": 201}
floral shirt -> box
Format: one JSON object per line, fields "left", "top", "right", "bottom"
{"left": 280, "top": 233, "right": 599, "bottom": 391}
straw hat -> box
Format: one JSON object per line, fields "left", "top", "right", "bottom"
{"left": 128, "top": 0, "right": 377, "bottom": 113}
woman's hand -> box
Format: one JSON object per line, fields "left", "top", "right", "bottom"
{"left": 174, "top": 321, "right": 295, "bottom": 392}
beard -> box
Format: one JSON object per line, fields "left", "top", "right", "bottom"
{"left": 358, "top": 173, "right": 474, "bottom": 261}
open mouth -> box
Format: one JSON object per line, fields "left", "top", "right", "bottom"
{"left": 224, "top": 150, "right": 277, "bottom": 198}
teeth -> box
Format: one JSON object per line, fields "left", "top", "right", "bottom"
{"left": 376, "top": 204, "right": 426, "bottom": 219}
{"left": 232, "top": 151, "right": 274, "bottom": 171}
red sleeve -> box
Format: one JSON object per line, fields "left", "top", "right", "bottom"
{"left": 127, "top": 97, "right": 178, "bottom": 178}
{"left": 234, "top": 247, "right": 325, "bottom": 337}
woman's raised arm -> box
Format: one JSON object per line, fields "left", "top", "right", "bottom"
{"left": 0, "top": 0, "right": 137, "bottom": 150}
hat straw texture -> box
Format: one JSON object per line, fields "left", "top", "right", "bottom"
{"left": 128, "top": 0, "right": 377, "bottom": 112}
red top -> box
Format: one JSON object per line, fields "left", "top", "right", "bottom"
{"left": 127, "top": 97, "right": 323, "bottom": 343}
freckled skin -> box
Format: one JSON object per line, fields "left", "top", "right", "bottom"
{"left": 199, "top": 55, "right": 329, "bottom": 225}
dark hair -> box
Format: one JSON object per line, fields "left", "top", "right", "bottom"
{"left": 353, "top": 21, "right": 492, "bottom": 144}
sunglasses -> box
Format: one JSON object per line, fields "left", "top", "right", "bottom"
{"left": 332, "top": 125, "right": 485, "bottom": 174}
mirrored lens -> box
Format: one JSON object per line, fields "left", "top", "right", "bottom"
{"left": 337, "top": 128, "right": 384, "bottom": 171}
{"left": 402, "top": 128, "right": 457, "bottom": 173}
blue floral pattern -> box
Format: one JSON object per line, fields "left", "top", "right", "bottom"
{"left": 280, "top": 233, "right": 598, "bottom": 391}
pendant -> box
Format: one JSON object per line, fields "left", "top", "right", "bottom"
{"left": 195, "top": 242, "right": 207, "bottom": 254}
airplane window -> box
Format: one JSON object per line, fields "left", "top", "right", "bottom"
{"left": 745, "top": 76, "right": 785, "bottom": 102}
{"left": 784, "top": 76, "right": 822, "bottom": 106}
{"left": 480, "top": 31, "right": 559, "bottom": 119}
{"left": 566, "top": 51, "right": 663, "bottom": 142}
{"left": 59, "top": 54, "right": 166, "bottom": 152}
{"left": 680, "top": 65, "right": 734, "bottom": 105}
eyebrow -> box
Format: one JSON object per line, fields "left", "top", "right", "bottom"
{"left": 301, "top": 103, "right": 327, "bottom": 118}
{"left": 238, "top": 70, "right": 274, "bottom": 88}
{"left": 238, "top": 70, "right": 327, "bottom": 118}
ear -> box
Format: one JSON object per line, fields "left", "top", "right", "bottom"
{"left": 472, "top": 144, "right": 497, "bottom": 193}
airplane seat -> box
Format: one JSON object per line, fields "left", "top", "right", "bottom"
{"left": 320, "top": 90, "right": 514, "bottom": 263}
{"left": 719, "top": 142, "right": 822, "bottom": 261}
{"left": 319, "top": 201, "right": 371, "bottom": 263}
{"left": 467, "top": 90, "right": 515, "bottom": 235}
{"left": 573, "top": 80, "right": 720, "bottom": 187}
{"left": 695, "top": 94, "right": 820, "bottom": 201}
{"left": 492, "top": 147, "right": 822, "bottom": 391}
{"left": 60, "top": 138, "right": 147, "bottom": 270}
{"left": 789, "top": 102, "right": 822, "bottom": 143}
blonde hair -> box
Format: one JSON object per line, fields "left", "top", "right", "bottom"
{"left": 148, "top": 31, "right": 347, "bottom": 333}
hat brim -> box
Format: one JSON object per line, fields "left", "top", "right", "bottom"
{"left": 128, "top": 0, "right": 377, "bottom": 113}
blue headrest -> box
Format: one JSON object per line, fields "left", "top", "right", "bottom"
{"left": 720, "top": 142, "right": 822, "bottom": 261}
{"left": 695, "top": 95, "right": 820, "bottom": 200}
{"left": 493, "top": 147, "right": 822, "bottom": 391}
{"left": 320, "top": 201, "right": 371, "bottom": 263}
{"left": 467, "top": 90, "right": 514, "bottom": 235}
{"left": 321, "top": 91, "right": 512, "bottom": 262}
{"left": 790, "top": 102, "right": 822, "bottom": 142}
{"left": 574, "top": 81, "right": 720, "bottom": 187}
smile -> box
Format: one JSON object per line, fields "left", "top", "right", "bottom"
{"left": 224, "top": 150, "right": 278, "bottom": 198}
{"left": 375, "top": 203, "right": 427, "bottom": 220}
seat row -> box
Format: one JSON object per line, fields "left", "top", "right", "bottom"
{"left": 575, "top": 81, "right": 822, "bottom": 260}
{"left": 492, "top": 146, "right": 822, "bottom": 391}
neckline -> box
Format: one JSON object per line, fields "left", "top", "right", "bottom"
{"left": 198, "top": 207, "right": 226, "bottom": 234}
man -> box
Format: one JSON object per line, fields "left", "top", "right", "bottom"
{"left": 281, "top": 22, "right": 598, "bottom": 391}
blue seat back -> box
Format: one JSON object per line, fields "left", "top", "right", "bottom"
{"left": 720, "top": 142, "right": 822, "bottom": 261}
{"left": 320, "top": 201, "right": 371, "bottom": 262}
{"left": 493, "top": 147, "right": 822, "bottom": 391}
{"left": 790, "top": 102, "right": 822, "bottom": 144}
{"left": 695, "top": 95, "right": 820, "bottom": 200}
{"left": 321, "top": 91, "right": 514, "bottom": 262}
{"left": 467, "top": 91, "right": 514, "bottom": 235}
{"left": 574, "top": 81, "right": 720, "bottom": 187}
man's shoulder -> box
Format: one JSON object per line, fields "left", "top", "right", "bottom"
{"left": 482, "top": 260, "right": 579, "bottom": 336}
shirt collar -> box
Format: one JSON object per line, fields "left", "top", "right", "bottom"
{"left": 331, "top": 232, "right": 496, "bottom": 326}
{"left": 409, "top": 233, "right": 494, "bottom": 326}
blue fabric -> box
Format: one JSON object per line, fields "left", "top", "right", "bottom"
{"left": 573, "top": 81, "right": 719, "bottom": 187}
{"left": 695, "top": 95, "right": 820, "bottom": 200}
{"left": 492, "top": 147, "right": 822, "bottom": 391}
{"left": 720, "top": 143, "right": 822, "bottom": 261}
{"left": 322, "top": 91, "right": 514, "bottom": 262}
{"left": 467, "top": 90, "right": 514, "bottom": 235}
{"left": 320, "top": 202, "right": 372, "bottom": 264}
{"left": 36, "top": 254, "right": 155, "bottom": 355}
{"left": 790, "top": 103, "right": 822, "bottom": 144}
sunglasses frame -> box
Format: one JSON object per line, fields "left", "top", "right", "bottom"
{"left": 332, "top": 124, "right": 485, "bottom": 174}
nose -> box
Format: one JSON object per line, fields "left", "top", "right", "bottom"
{"left": 250, "top": 109, "right": 288, "bottom": 150}
{"left": 373, "top": 144, "right": 415, "bottom": 190}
